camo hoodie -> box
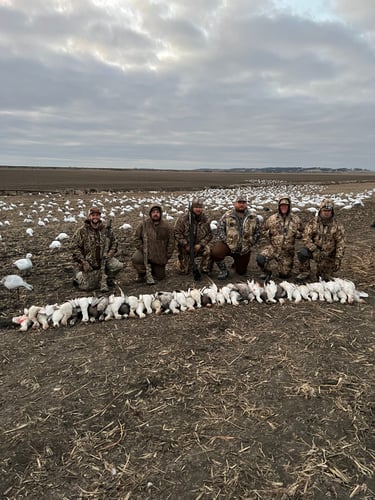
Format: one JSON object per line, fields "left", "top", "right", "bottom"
{"left": 71, "top": 218, "right": 118, "bottom": 269}
{"left": 261, "top": 196, "right": 302, "bottom": 253}
{"left": 302, "top": 198, "right": 345, "bottom": 260}
{"left": 217, "top": 208, "right": 261, "bottom": 255}
{"left": 134, "top": 204, "right": 175, "bottom": 265}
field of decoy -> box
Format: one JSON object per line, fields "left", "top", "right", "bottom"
{"left": 1, "top": 168, "right": 374, "bottom": 499}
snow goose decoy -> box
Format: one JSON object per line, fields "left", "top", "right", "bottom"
{"left": 13, "top": 253, "right": 33, "bottom": 275}
{"left": 1, "top": 274, "right": 33, "bottom": 299}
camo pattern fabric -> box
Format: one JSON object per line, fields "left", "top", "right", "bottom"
{"left": 217, "top": 209, "right": 261, "bottom": 255}
{"left": 74, "top": 257, "right": 124, "bottom": 291}
{"left": 299, "top": 199, "right": 345, "bottom": 278}
{"left": 71, "top": 219, "right": 119, "bottom": 269}
{"left": 174, "top": 212, "right": 213, "bottom": 273}
{"left": 259, "top": 211, "right": 302, "bottom": 275}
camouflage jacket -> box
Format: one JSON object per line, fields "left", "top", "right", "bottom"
{"left": 71, "top": 220, "right": 118, "bottom": 269}
{"left": 174, "top": 212, "right": 213, "bottom": 248}
{"left": 302, "top": 216, "right": 345, "bottom": 260}
{"left": 217, "top": 209, "right": 261, "bottom": 255}
{"left": 261, "top": 212, "right": 302, "bottom": 252}
{"left": 134, "top": 218, "right": 175, "bottom": 265}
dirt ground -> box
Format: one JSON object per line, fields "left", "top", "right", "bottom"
{"left": 0, "top": 169, "right": 374, "bottom": 499}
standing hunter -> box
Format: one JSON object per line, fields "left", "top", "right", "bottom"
{"left": 210, "top": 192, "right": 262, "bottom": 279}
{"left": 256, "top": 196, "right": 303, "bottom": 280}
{"left": 131, "top": 204, "right": 175, "bottom": 284}
{"left": 174, "top": 197, "right": 213, "bottom": 278}
{"left": 297, "top": 198, "right": 345, "bottom": 281}
{"left": 71, "top": 206, "right": 123, "bottom": 292}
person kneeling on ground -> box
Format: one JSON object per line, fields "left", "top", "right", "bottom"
{"left": 210, "top": 192, "right": 261, "bottom": 279}
{"left": 256, "top": 196, "right": 302, "bottom": 280}
{"left": 71, "top": 206, "right": 123, "bottom": 292}
{"left": 297, "top": 198, "right": 345, "bottom": 281}
{"left": 174, "top": 197, "right": 213, "bottom": 277}
{"left": 131, "top": 204, "right": 175, "bottom": 284}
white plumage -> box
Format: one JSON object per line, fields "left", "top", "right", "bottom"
{"left": 1, "top": 274, "right": 33, "bottom": 291}
{"left": 13, "top": 253, "right": 33, "bottom": 273}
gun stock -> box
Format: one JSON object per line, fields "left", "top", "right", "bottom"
{"left": 143, "top": 224, "right": 155, "bottom": 285}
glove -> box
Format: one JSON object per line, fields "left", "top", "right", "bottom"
{"left": 82, "top": 260, "right": 92, "bottom": 273}
{"left": 334, "top": 258, "right": 341, "bottom": 272}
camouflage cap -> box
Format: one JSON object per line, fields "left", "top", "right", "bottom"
{"left": 191, "top": 197, "right": 204, "bottom": 208}
{"left": 89, "top": 206, "right": 101, "bottom": 215}
{"left": 279, "top": 197, "right": 290, "bottom": 206}
{"left": 235, "top": 191, "right": 248, "bottom": 202}
{"left": 319, "top": 198, "right": 334, "bottom": 211}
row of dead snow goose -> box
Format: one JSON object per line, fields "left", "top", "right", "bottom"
{"left": 9, "top": 278, "right": 368, "bottom": 331}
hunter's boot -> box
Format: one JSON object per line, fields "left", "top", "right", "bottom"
{"left": 217, "top": 260, "right": 229, "bottom": 280}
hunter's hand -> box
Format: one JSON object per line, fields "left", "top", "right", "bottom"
{"left": 312, "top": 249, "right": 321, "bottom": 261}
{"left": 185, "top": 245, "right": 190, "bottom": 252}
{"left": 82, "top": 260, "right": 92, "bottom": 273}
{"left": 194, "top": 244, "right": 201, "bottom": 253}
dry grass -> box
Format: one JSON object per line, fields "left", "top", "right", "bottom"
{"left": 0, "top": 171, "right": 374, "bottom": 499}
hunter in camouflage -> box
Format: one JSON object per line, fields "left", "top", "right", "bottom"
{"left": 297, "top": 198, "right": 345, "bottom": 281}
{"left": 210, "top": 192, "right": 261, "bottom": 279}
{"left": 174, "top": 198, "right": 213, "bottom": 275}
{"left": 256, "top": 196, "right": 302, "bottom": 279}
{"left": 71, "top": 206, "right": 123, "bottom": 292}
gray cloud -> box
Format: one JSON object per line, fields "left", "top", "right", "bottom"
{"left": 0, "top": 0, "right": 374, "bottom": 170}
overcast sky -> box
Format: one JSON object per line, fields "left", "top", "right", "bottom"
{"left": 1, "top": 0, "right": 374, "bottom": 170}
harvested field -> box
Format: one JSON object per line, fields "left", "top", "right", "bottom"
{"left": 0, "top": 168, "right": 374, "bottom": 499}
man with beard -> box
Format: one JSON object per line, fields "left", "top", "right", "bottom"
{"left": 210, "top": 192, "right": 261, "bottom": 279}
{"left": 174, "top": 197, "right": 213, "bottom": 277}
{"left": 297, "top": 198, "right": 345, "bottom": 281}
{"left": 131, "top": 204, "right": 175, "bottom": 284}
{"left": 256, "top": 196, "right": 303, "bottom": 280}
{"left": 71, "top": 206, "right": 123, "bottom": 292}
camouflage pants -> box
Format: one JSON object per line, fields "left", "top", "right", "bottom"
{"left": 176, "top": 244, "right": 212, "bottom": 274}
{"left": 260, "top": 245, "right": 295, "bottom": 277}
{"left": 299, "top": 252, "right": 336, "bottom": 280}
{"left": 74, "top": 257, "right": 123, "bottom": 291}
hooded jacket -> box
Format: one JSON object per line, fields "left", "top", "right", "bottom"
{"left": 134, "top": 204, "right": 175, "bottom": 265}
{"left": 260, "top": 196, "right": 302, "bottom": 254}
{"left": 302, "top": 198, "right": 345, "bottom": 260}
{"left": 71, "top": 218, "right": 118, "bottom": 269}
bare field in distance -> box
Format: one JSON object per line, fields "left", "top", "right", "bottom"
{"left": 1, "top": 166, "right": 375, "bottom": 193}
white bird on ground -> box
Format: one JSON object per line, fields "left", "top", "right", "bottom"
{"left": 26, "top": 228, "right": 34, "bottom": 237}
{"left": 13, "top": 253, "right": 33, "bottom": 274}
{"left": 49, "top": 240, "right": 62, "bottom": 250}
{"left": 1, "top": 275, "right": 33, "bottom": 298}
{"left": 120, "top": 223, "right": 132, "bottom": 230}
{"left": 55, "top": 232, "right": 69, "bottom": 241}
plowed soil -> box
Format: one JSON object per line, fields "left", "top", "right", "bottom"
{"left": 0, "top": 168, "right": 374, "bottom": 499}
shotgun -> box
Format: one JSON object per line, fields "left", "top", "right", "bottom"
{"left": 100, "top": 219, "right": 112, "bottom": 291}
{"left": 188, "top": 203, "right": 201, "bottom": 281}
